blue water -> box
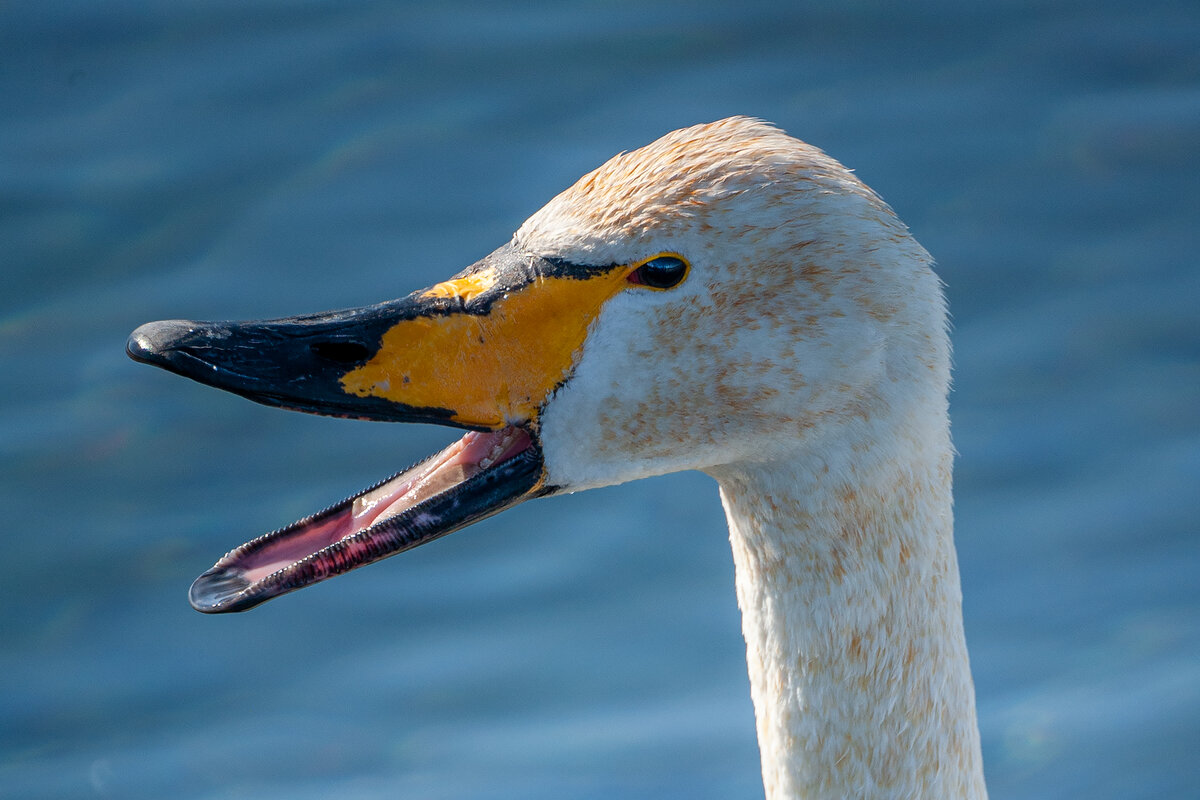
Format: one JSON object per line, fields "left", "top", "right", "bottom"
{"left": 3, "top": 2, "right": 1198, "bottom": 797}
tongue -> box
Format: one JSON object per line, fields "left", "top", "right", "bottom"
{"left": 351, "top": 428, "right": 520, "bottom": 534}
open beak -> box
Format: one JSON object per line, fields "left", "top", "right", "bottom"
{"left": 128, "top": 242, "right": 631, "bottom": 612}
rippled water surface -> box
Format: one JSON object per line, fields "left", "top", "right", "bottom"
{"left": 3, "top": 2, "right": 1198, "bottom": 798}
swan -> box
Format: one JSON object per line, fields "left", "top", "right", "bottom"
{"left": 127, "top": 117, "right": 987, "bottom": 799}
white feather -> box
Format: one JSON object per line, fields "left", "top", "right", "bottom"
{"left": 522, "top": 118, "right": 985, "bottom": 799}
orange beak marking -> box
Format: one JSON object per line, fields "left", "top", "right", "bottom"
{"left": 339, "top": 267, "right": 632, "bottom": 429}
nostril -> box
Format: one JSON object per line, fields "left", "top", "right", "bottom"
{"left": 310, "top": 341, "right": 372, "bottom": 364}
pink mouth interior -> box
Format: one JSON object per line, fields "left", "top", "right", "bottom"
{"left": 236, "top": 426, "right": 531, "bottom": 584}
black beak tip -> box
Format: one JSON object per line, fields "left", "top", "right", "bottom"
{"left": 127, "top": 320, "right": 199, "bottom": 364}
{"left": 189, "top": 565, "right": 259, "bottom": 614}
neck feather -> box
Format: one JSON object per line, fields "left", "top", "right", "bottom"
{"left": 711, "top": 415, "right": 986, "bottom": 800}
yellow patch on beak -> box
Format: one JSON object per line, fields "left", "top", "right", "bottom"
{"left": 421, "top": 269, "right": 501, "bottom": 303}
{"left": 339, "top": 267, "right": 632, "bottom": 428}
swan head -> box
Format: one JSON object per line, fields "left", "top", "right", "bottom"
{"left": 520, "top": 117, "right": 945, "bottom": 490}
{"left": 127, "top": 117, "right": 946, "bottom": 611}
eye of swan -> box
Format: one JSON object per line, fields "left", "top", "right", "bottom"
{"left": 627, "top": 254, "right": 690, "bottom": 290}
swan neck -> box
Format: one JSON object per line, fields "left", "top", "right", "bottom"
{"left": 714, "top": 438, "right": 986, "bottom": 799}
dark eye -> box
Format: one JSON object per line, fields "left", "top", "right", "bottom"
{"left": 628, "top": 254, "right": 689, "bottom": 290}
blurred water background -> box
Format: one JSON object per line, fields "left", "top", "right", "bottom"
{"left": 3, "top": 2, "right": 1198, "bottom": 798}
